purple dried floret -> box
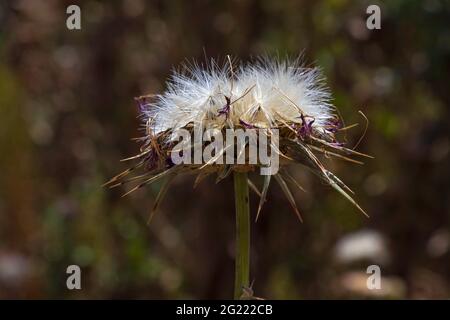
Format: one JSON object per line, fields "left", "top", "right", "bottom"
{"left": 239, "top": 119, "right": 256, "bottom": 129}
{"left": 217, "top": 96, "right": 231, "bottom": 118}
{"left": 297, "top": 114, "right": 315, "bottom": 139}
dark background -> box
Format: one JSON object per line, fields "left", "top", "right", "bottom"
{"left": 0, "top": 0, "right": 449, "bottom": 299}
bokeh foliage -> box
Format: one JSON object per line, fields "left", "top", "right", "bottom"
{"left": 0, "top": 0, "right": 449, "bottom": 298}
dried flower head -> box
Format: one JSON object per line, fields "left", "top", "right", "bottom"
{"left": 105, "top": 57, "right": 370, "bottom": 221}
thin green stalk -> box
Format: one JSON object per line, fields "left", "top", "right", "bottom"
{"left": 233, "top": 171, "right": 250, "bottom": 299}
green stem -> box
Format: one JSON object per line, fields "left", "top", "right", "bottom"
{"left": 233, "top": 171, "right": 250, "bottom": 299}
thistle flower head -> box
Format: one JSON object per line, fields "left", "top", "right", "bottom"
{"left": 106, "top": 57, "right": 370, "bottom": 221}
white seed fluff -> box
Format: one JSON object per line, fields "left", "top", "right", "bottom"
{"left": 143, "top": 58, "right": 335, "bottom": 137}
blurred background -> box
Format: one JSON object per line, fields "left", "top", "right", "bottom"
{"left": 0, "top": 0, "right": 449, "bottom": 299}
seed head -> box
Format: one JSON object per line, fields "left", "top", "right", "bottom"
{"left": 106, "top": 57, "right": 371, "bottom": 221}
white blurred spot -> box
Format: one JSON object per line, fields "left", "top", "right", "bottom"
{"left": 427, "top": 229, "right": 450, "bottom": 258}
{"left": 160, "top": 267, "right": 182, "bottom": 291}
{"left": 339, "top": 271, "right": 405, "bottom": 298}
{"left": 29, "top": 116, "right": 53, "bottom": 145}
{"left": 53, "top": 46, "right": 80, "bottom": 70}
{"left": 334, "top": 229, "right": 390, "bottom": 265}
{"left": 0, "top": 252, "right": 32, "bottom": 287}
{"left": 364, "top": 173, "right": 387, "bottom": 196}
{"left": 373, "top": 67, "right": 394, "bottom": 95}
